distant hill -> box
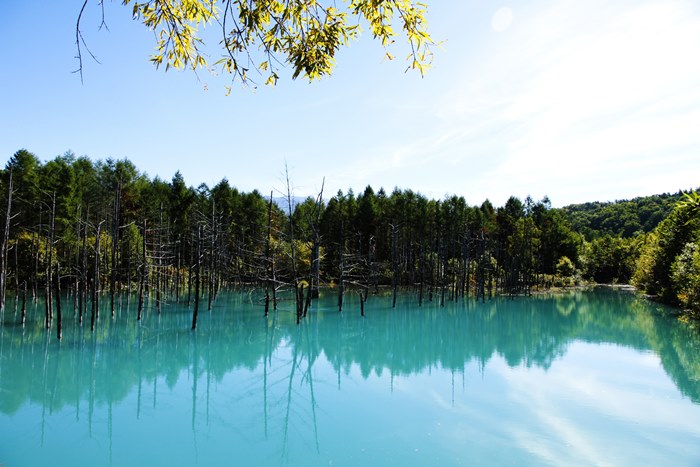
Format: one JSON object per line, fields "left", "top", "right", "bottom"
{"left": 560, "top": 191, "right": 691, "bottom": 239}
{"left": 271, "top": 195, "right": 312, "bottom": 212}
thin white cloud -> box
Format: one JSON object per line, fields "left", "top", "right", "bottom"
{"left": 420, "top": 0, "right": 700, "bottom": 205}
{"left": 494, "top": 343, "right": 700, "bottom": 466}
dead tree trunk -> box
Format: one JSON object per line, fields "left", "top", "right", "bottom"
{"left": 157, "top": 203, "right": 163, "bottom": 314}
{"left": 45, "top": 193, "right": 57, "bottom": 329}
{"left": 284, "top": 166, "right": 302, "bottom": 324}
{"left": 21, "top": 280, "right": 27, "bottom": 327}
{"left": 440, "top": 238, "right": 447, "bottom": 307}
{"left": 309, "top": 179, "right": 325, "bottom": 300}
{"left": 297, "top": 282, "right": 305, "bottom": 324}
{"left": 34, "top": 206, "right": 41, "bottom": 301}
{"left": 13, "top": 235, "right": 19, "bottom": 307}
{"left": 91, "top": 221, "right": 104, "bottom": 332}
{"left": 110, "top": 182, "right": 120, "bottom": 318}
{"left": 359, "top": 288, "right": 367, "bottom": 317}
{"left": 175, "top": 234, "right": 180, "bottom": 303}
{"left": 264, "top": 191, "right": 274, "bottom": 317}
{"left": 0, "top": 168, "right": 13, "bottom": 315}
{"left": 55, "top": 261, "right": 62, "bottom": 341}
{"left": 208, "top": 199, "right": 215, "bottom": 312}
{"left": 418, "top": 243, "right": 425, "bottom": 307}
{"left": 79, "top": 206, "right": 88, "bottom": 325}
{"left": 360, "top": 235, "right": 374, "bottom": 316}
{"left": 338, "top": 222, "right": 344, "bottom": 313}
{"left": 191, "top": 225, "right": 201, "bottom": 331}
{"left": 187, "top": 232, "right": 193, "bottom": 307}
{"left": 137, "top": 220, "right": 147, "bottom": 321}
{"left": 126, "top": 234, "right": 132, "bottom": 308}
{"left": 72, "top": 214, "right": 79, "bottom": 317}
{"left": 391, "top": 224, "right": 398, "bottom": 308}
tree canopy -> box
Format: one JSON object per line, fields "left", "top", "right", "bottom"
{"left": 561, "top": 192, "right": 684, "bottom": 240}
{"left": 76, "top": 0, "right": 435, "bottom": 87}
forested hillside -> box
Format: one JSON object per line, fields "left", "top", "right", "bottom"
{"left": 560, "top": 192, "right": 685, "bottom": 239}
{"left": 0, "top": 149, "right": 697, "bottom": 331}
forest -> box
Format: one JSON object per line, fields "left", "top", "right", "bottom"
{"left": 0, "top": 149, "right": 698, "bottom": 337}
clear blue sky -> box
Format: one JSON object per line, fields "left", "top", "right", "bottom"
{"left": 2, "top": 0, "right": 698, "bottom": 207}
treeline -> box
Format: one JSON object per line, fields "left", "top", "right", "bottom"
{"left": 0, "top": 149, "right": 697, "bottom": 331}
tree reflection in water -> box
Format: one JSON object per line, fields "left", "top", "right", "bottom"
{"left": 0, "top": 287, "right": 698, "bottom": 465}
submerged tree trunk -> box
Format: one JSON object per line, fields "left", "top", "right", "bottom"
{"left": 359, "top": 288, "right": 367, "bottom": 317}
{"left": 440, "top": 240, "right": 447, "bottom": 307}
{"left": 192, "top": 225, "right": 201, "bottom": 331}
{"left": 137, "top": 220, "right": 147, "bottom": 321}
{"left": 208, "top": 199, "right": 215, "bottom": 312}
{"left": 296, "top": 283, "right": 304, "bottom": 324}
{"left": 91, "top": 221, "right": 104, "bottom": 332}
{"left": 55, "top": 261, "right": 62, "bottom": 341}
{"left": 303, "top": 282, "right": 312, "bottom": 318}
{"left": 391, "top": 224, "right": 398, "bottom": 308}
{"left": 157, "top": 203, "right": 163, "bottom": 314}
{"left": 79, "top": 207, "right": 88, "bottom": 326}
{"left": 34, "top": 207, "right": 41, "bottom": 301}
{"left": 284, "top": 166, "right": 302, "bottom": 324}
{"left": 338, "top": 222, "right": 344, "bottom": 313}
{"left": 110, "top": 183, "right": 121, "bottom": 318}
{"left": 21, "top": 280, "right": 27, "bottom": 327}
{"left": 418, "top": 243, "right": 425, "bottom": 307}
{"left": 264, "top": 192, "right": 274, "bottom": 317}
{"left": 45, "top": 193, "right": 57, "bottom": 329}
{"left": 187, "top": 232, "right": 193, "bottom": 307}
{"left": 175, "top": 235, "right": 180, "bottom": 303}
{"left": 126, "top": 234, "right": 132, "bottom": 308}
{"left": 0, "top": 168, "right": 13, "bottom": 316}
{"left": 309, "top": 178, "right": 324, "bottom": 300}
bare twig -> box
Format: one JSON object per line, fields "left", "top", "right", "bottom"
{"left": 74, "top": 0, "right": 102, "bottom": 84}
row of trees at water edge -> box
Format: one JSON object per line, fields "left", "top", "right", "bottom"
{"left": 0, "top": 149, "right": 697, "bottom": 331}
{"left": 632, "top": 192, "right": 700, "bottom": 319}
{"left": 0, "top": 149, "right": 287, "bottom": 334}
{"left": 0, "top": 150, "right": 583, "bottom": 330}
{"left": 564, "top": 190, "right": 700, "bottom": 319}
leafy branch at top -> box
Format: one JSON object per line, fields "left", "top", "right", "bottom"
{"left": 75, "top": 0, "right": 436, "bottom": 89}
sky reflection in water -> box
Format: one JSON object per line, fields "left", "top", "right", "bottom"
{"left": 0, "top": 288, "right": 699, "bottom": 466}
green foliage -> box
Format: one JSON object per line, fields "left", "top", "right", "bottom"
{"left": 292, "top": 196, "right": 324, "bottom": 240}
{"left": 533, "top": 202, "right": 581, "bottom": 274}
{"left": 632, "top": 232, "right": 659, "bottom": 291}
{"left": 670, "top": 243, "right": 700, "bottom": 316}
{"left": 561, "top": 191, "right": 688, "bottom": 239}
{"left": 582, "top": 235, "right": 640, "bottom": 284}
{"left": 85, "top": 0, "right": 434, "bottom": 87}
{"left": 556, "top": 256, "right": 575, "bottom": 278}
{"left": 632, "top": 190, "right": 700, "bottom": 318}
{"left": 13, "top": 231, "right": 49, "bottom": 282}
{"left": 4, "top": 150, "right": 41, "bottom": 228}
{"left": 677, "top": 191, "right": 700, "bottom": 219}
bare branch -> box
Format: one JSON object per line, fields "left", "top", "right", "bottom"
{"left": 74, "top": 0, "right": 102, "bottom": 84}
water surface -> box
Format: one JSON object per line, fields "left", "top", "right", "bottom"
{"left": 1, "top": 288, "right": 699, "bottom": 466}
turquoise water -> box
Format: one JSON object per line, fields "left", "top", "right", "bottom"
{"left": 1, "top": 288, "right": 699, "bottom": 466}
